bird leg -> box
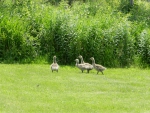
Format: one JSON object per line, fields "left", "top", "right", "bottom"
{"left": 97, "top": 71, "right": 99, "bottom": 74}
{"left": 87, "top": 70, "right": 89, "bottom": 73}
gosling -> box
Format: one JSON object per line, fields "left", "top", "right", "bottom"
{"left": 90, "top": 57, "right": 106, "bottom": 75}
{"left": 50, "top": 56, "right": 59, "bottom": 72}
{"left": 78, "top": 55, "right": 89, "bottom": 64}
{"left": 75, "top": 59, "right": 87, "bottom": 73}
{"left": 78, "top": 55, "right": 93, "bottom": 73}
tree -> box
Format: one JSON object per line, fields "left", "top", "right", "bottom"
{"left": 130, "top": 0, "right": 134, "bottom": 6}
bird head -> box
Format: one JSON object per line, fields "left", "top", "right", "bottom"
{"left": 90, "top": 57, "right": 94, "bottom": 60}
{"left": 75, "top": 59, "right": 79, "bottom": 63}
{"left": 78, "top": 55, "right": 83, "bottom": 59}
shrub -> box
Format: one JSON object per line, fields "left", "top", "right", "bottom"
{"left": 0, "top": 0, "right": 150, "bottom": 67}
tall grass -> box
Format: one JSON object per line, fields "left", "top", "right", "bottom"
{"left": 0, "top": 0, "right": 150, "bottom": 67}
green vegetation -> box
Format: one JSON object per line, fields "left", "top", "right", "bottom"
{"left": 0, "top": 0, "right": 150, "bottom": 67}
{"left": 0, "top": 64, "right": 150, "bottom": 112}
{"left": 0, "top": 1, "right": 149, "bottom": 112}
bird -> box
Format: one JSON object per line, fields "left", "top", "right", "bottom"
{"left": 90, "top": 57, "right": 106, "bottom": 75}
{"left": 78, "top": 55, "right": 89, "bottom": 64}
{"left": 75, "top": 59, "right": 87, "bottom": 73}
{"left": 50, "top": 56, "right": 59, "bottom": 72}
{"left": 78, "top": 55, "right": 93, "bottom": 73}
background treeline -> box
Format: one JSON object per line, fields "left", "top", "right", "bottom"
{"left": 0, "top": 0, "right": 150, "bottom": 67}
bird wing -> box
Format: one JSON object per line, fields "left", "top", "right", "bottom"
{"left": 78, "top": 64, "right": 87, "bottom": 70}
{"left": 84, "top": 63, "right": 91, "bottom": 65}
{"left": 95, "top": 64, "right": 106, "bottom": 70}
{"left": 84, "top": 63, "right": 93, "bottom": 69}
{"left": 51, "top": 63, "right": 59, "bottom": 69}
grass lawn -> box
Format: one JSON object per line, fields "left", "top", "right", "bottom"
{"left": 0, "top": 64, "right": 150, "bottom": 113}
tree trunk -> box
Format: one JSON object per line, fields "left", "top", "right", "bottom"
{"left": 130, "top": 0, "right": 134, "bottom": 6}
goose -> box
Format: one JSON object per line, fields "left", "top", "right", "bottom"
{"left": 50, "top": 56, "right": 59, "bottom": 72}
{"left": 78, "top": 55, "right": 93, "bottom": 73}
{"left": 90, "top": 57, "right": 106, "bottom": 74}
{"left": 78, "top": 55, "right": 89, "bottom": 64}
{"left": 75, "top": 59, "right": 87, "bottom": 73}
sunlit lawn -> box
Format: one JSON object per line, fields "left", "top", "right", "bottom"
{"left": 0, "top": 64, "right": 150, "bottom": 113}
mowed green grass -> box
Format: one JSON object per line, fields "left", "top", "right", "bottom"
{"left": 0, "top": 64, "right": 150, "bottom": 113}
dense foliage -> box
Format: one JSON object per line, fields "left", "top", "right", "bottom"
{"left": 0, "top": 0, "right": 150, "bottom": 67}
